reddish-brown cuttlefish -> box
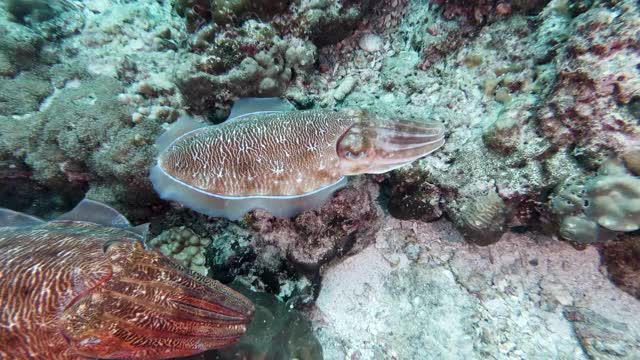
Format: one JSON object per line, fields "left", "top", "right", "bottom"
{"left": 0, "top": 199, "right": 254, "bottom": 360}
{"left": 151, "top": 98, "right": 445, "bottom": 219}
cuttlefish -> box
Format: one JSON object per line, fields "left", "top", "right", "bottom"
{"left": 0, "top": 199, "right": 254, "bottom": 360}
{"left": 151, "top": 98, "right": 445, "bottom": 219}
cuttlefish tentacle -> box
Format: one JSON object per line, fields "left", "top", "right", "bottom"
{"left": 151, "top": 98, "right": 445, "bottom": 220}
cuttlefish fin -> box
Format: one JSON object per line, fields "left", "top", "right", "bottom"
{"left": 0, "top": 208, "right": 44, "bottom": 227}
{"left": 57, "top": 198, "right": 131, "bottom": 227}
{"left": 131, "top": 223, "right": 150, "bottom": 239}
{"left": 155, "top": 115, "right": 207, "bottom": 153}
{"left": 228, "top": 97, "right": 294, "bottom": 121}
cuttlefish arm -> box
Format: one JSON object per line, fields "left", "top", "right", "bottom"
{"left": 335, "top": 108, "right": 446, "bottom": 175}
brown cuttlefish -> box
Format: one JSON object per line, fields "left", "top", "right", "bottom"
{"left": 0, "top": 199, "right": 254, "bottom": 360}
{"left": 151, "top": 98, "right": 445, "bottom": 219}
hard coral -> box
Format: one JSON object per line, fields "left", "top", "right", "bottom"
{"left": 149, "top": 226, "right": 211, "bottom": 276}
{"left": 584, "top": 170, "right": 640, "bottom": 232}
{"left": 551, "top": 158, "right": 640, "bottom": 243}
{"left": 177, "top": 21, "right": 316, "bottom": 118}
{"left": 457, "top": 190, "right": 508, "bottom": 246}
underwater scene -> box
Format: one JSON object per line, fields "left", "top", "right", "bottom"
{"left": 0, "top": 0, "right": 639, "bottom": 359}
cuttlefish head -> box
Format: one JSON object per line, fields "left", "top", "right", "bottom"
{"left": 336, "top": 109, "right": 445, "bottom": 175}
{"left": 61, "top": 240, "right": 254, "bottom": 360}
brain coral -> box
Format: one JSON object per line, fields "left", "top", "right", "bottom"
{"left": 456, "top": 190, "right": 507, "bottom": 246}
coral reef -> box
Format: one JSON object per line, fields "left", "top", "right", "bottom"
{"left": 149, "top": 182, "right": 381, "bottom": 305}
{"left": 537, "top": 4, "right": 640, "bottom": 170}
{"left": 0, "top": 19, "right": 44, "bottom": 76}
{"left": 432, "top": 0, "right": 549, "bottom": 24}
{"left": 0, "top": 0, "right": 639, "bottom": 358}
{"left": 0, "top": 74, "right": 162, "bottom": 216}
{"left": 176, "top": 21, "right": 316, "bottom": 117}
{"left": 175, "top": 0, "right": 375, "bottom": 46}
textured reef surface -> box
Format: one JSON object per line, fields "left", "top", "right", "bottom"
{"left": 0, "top": 0, "right": 639, "bottom": 358}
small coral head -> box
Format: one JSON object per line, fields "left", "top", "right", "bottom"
{"left": 337, "top": 111, "right": 445, "bottom": 175}
{"left": 61, "top": 240, "right": 254, "bottom": 360}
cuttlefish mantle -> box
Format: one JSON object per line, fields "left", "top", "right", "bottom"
{"left": 150, "top": 98, "right": 445, "bottom": 220}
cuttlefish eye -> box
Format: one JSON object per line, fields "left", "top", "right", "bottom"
{"left": 343, "top": 151, "right": 366, "bottom": 160}
{"left": 337, "top": 124, "right": 374, "bottom": 161}
{"left": 102, "top": 239, "right": 126, "bottom": 253}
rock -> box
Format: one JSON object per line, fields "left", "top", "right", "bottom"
{"left": 315, "top": 217, "right": 640, "bottom": 359}
{"left": 601, "top": 236, "right": 640, "bottom": 300}
{"left": 333, "top": 76, "right": 356, "bottom": 102}
{"left": 358, "top": 33, "right": 383, "bottom": 53}
{"left": 246, "top": 185, "right": 381, "bottom": 272}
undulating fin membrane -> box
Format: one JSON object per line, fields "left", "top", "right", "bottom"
{"left": 0, "top": 208, "right": 44, "bottom": 227}
{"left": 131, "top": 223, "right": 150, "bottom": 241}
{"left": 228, "top": 97, "right": 295, "bottom": 121}
{"left": 56, "top": 199, "right": 131, "bottom": 227}
{"left": 155, "top": 115, "right": 207, "bottom": 153}
{"left": 150, "top": 165, "right": 348, "bottom": 220}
